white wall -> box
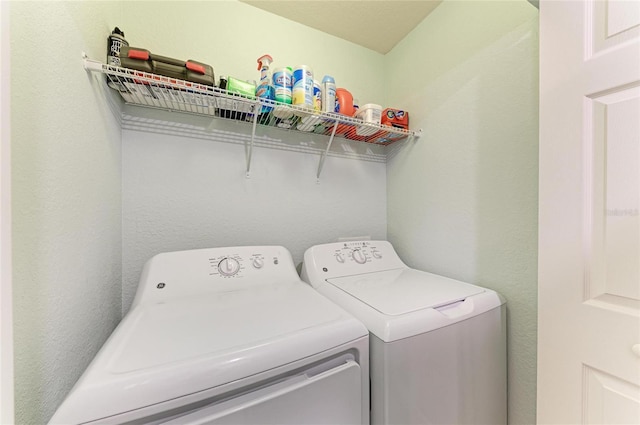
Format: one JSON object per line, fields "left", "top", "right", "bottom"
{"left": 10, "top": 1, "right": 123, "bottom": 423}
{"left": 385, "top": 1, "right": 539, "bottom": 424}
{"left": 120, "top": 0, "right": 388, "bottom": 313}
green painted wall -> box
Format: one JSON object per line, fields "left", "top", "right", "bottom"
{"left": 385, "top": 1, "right": 539, "bottom": 423}
{"left": 11, "top": 1, "right": 123, "bottom": 423}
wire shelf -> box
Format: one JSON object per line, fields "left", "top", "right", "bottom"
{"left": 84, "top": 58, "right": 419, "bottom": 146}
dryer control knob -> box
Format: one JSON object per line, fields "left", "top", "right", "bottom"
{"left": 372, "top": 250, "right": 382, "bottom": 259}
{"left": 252, "top": 257, "right": 264, "bottom": 269}
{"left": 336, "top": 253, "right": 345, "bottom": 263}
{"left": 218, "top": 257, "right": 240, "bottom": 276}
{"left": 352, "top": 249, "right": 367, "bottom": 264}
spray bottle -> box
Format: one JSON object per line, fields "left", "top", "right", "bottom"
{"left": 106, "top": 27, "right": 128, "bottom": 91}
{"left": 256, "top": 54, "right": 275, "bottom": 117}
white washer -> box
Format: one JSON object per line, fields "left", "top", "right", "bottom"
{"left": 301, "top": 240, "right": 507, "bottom": 425}
{"left": 50, "top": 246, "right": 369, "bottom": 425}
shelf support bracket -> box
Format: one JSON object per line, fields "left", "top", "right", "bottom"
{"left": 316, "top": 120, "right": 339, "bottom": 183}
{"left": 82, "top": 52, "right": 103, "bottom": 73}
{"left": 246, "top": 103, "right": 260, "bottom": 178}
{"left": 411, "top": 128, "right": 423, "bottom": 143}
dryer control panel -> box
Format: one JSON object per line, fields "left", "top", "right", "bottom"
{"left": 132, "top": 246, "right": 300, "bottom": 308}
{"left": 302, "top": 240, "right": 406, "bottom": 283}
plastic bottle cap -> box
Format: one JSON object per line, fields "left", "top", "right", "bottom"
{"left": 257, "top": 54, "right": 273, "bottom": 71}
{"left": 322, "top": 75, "right": 335, "bottom": 84}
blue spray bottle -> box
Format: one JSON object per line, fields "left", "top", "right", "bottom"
{"left": 256, "top": 54, "right": 275, "bottom": 117}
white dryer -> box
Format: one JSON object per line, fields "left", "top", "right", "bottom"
{"left": 50, "top": 246, "right": 369, "bottom": 425}
{"left": 301, "top": 240, "right": 507, "bottom": 425}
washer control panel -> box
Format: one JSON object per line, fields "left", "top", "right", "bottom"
{"left": 332, "top": 241, "right": 387, "bottom": 266}
{"left": 134, "top": 246, "right": 299, "bottom": 306}
{"left": 303, "top": 240, "right": 406, "bottom": 281}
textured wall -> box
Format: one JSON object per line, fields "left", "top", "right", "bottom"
{"left": 385, "top": 1, "right": 539, "bottom": 424}
{"left": 121, "top": 120, "right": 387, "bottom": 313}
{"left": 120, "top": 0, "right": 386, "bottom": 107}
{"left": 120, "top": 0, "right": 388, "bottom": 313}
{"left": 10, "top": 1, "right": 123, "bottom": 423}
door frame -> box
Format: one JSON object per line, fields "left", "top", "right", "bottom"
{"left": 0, "top": 0, "right": 14, "bottom": 422}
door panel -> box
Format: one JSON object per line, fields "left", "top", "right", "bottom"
{"left": 587, "top": 86, "right": 640, "bottom": 307}
{"left": 584, "top": 366, "right": 640, "bottom": 425}
{"left": 590, "top": 0, "right": 640, "bottom": 55}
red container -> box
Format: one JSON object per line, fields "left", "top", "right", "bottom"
{"left": 381, "top": 108, "right": 409, "bottom": 129}
{"left": 335, "top": 88, "right": 355, "bottom": 116}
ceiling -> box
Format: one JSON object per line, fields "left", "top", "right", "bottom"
{"left": 240, "top": 0, "right": 443, "bottom": 54}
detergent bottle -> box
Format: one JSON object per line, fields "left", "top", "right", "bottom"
{"left": 256, "top": 54, "right": 275, "bottom": 117}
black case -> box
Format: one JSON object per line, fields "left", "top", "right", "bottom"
{"left": 119, "top": 46, "right": 215, "bottom": 86}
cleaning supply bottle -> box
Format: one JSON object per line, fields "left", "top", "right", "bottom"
{"left": 256, "top": 54, "right": 275, "bottom": 116}
{"left": 107, "top": 27, "right": 128, "bottom": 68}
{"left": 273, "top": 67, "right": 293, "bottom": 104}
{"left": 321, "top": 75, "right": 336, "bottom": 113}
{"left": 106, "top": 27, "right": 128, "bottom": 90}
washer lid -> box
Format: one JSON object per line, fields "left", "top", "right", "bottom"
{"left": 49, "top": 281, "right": 367, "bottom": 424}
{"left": 327, "top": 268, "right": 485, "bottom": 316}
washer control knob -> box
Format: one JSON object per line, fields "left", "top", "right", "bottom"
{"left": 336, "top": 253, "right": 345, "bottom": 263}
{"left": 252, "top": 257, "right": 264, "bottom": 269}
{"left": 372, "top": 250, "right": 382, "bottom": 259}
{"left": 218, "top": 257, "right": 240, "bottom": 276}
{"left": 352, "top": 249, "right": 367, "bottom": 264}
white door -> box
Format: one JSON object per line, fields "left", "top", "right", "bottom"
{"left": 538, "top": 1, "right": 640, "bottom": 424}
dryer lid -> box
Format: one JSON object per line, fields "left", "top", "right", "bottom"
{"left": 110, "top": 283, "right": 349, "bottom": 372}
{"left": 327, "top": 268, "right": 485, "bottom": 316}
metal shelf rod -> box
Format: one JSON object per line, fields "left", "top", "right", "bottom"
{"left": 246, "top": 103, "right": 260, "bottom": 178}
{"left": 317, "top": 121, "right": 340, "bottom": 182}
